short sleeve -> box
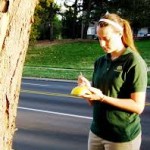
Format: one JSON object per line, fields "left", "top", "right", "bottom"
{"left": 126, "top": 54, "right": 147, "bottom": 92}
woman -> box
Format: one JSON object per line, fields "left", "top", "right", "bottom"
{"left": 78, "top": 13, "right": 147, "bottom": 150}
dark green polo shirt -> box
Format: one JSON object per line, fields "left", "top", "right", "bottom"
{"left": 91, "top": 47, "right": 147, "bottom": 142}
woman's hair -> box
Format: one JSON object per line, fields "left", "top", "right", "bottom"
{"left": 98, "top": 13, "right": 137, "bottom": 52}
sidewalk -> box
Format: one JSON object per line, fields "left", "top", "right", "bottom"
{"left": 24, "top": 66, "right": 150, "bottom": 72}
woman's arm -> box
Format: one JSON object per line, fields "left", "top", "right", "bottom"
{"left": 101, "top": 92, "right": 146, "bottom": 114}
{"left": 82, "top": 87, "right": 146, "bottom": 114}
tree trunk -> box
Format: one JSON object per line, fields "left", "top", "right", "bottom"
{"left": 72, "top": 0, "right": 78, "bottom": 39}
{"left": 83, "top": 0, "right": 92, "bottom": 39}
{"left": 0, "top": 0, "right": 38, "bottom": 149}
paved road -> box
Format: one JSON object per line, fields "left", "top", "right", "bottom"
{"left": 141, "top": 87, "right": 150, "bottom": 150}
{"left": 13, "top": 79, "right": 92, "bottom": 150}
{"left": 12, "top": 78, "right": 150, "bottom": 150}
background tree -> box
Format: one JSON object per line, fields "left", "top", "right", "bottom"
{"left": 30, "top": 0, "right": 150, "bottom": 41}
{"left": 62, "top": 0, "right": 150, "bottom": 39}
{"left": 61, "top": 0, "right": 108, "bottom": 39}
{"left": 53, "top": 15, "right": 62, "bottom": 39}
{"left": 31, "top": 0, "right": 60, "bottom": 41}
{"left": 0, "top": 0, "right": 38, "bottom": 149}
{"left": 30, "top": 4, "right": 42, "bottom": 44}
{"left": 61, "top": 0, "right": 82, "bottom": 39}
{"left": 81, "top": 0, "right": 109, "bottom": 38}
{"left": 61, "top": 8, "right": 74, "bottom": 38}
{"left": 107, "top": 0, "right": 150, "bottom": 33}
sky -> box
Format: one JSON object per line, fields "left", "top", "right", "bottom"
{"left": 55, "top": 0, "right": 65, "bottom": 5}
{"left": 54, "top": 0, "right": 66, "bottom": 12}
{"left": 55, "top": 0, "right": 76, "bottom": 6}
{"left": 54, "top": 0, "right": 82, "bottom": 17}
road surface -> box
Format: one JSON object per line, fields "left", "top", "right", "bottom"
{"left": 13, "top": 78, "right": 150, "bottom": 150}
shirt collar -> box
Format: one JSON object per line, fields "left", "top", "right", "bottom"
{"left": 105, "top": 47, "right": 132, "bottom": 61}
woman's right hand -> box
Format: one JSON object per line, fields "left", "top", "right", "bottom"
{"left": 77, "top": 74, "right": 93, "bottom": 105}
{"left": 77, "top": 74, "right": 91, "bottom": 88}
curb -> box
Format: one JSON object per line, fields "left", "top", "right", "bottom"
{"left": 22, "top": 77, "right": 77, "bottom": 83}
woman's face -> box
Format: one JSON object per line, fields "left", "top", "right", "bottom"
{"left": 97, "top": 26, "right": 123, "bottom": 53}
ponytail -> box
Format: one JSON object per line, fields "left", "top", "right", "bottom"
{"left": 122, "top": 19, "right": 138, "bottom": 52}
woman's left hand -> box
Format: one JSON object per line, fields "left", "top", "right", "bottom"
{"left": 81, "top": 87, "right": 104, "bottom": 101}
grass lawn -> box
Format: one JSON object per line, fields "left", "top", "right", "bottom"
{"left": 23, "top": 39, "right": 150, "bottom": 85}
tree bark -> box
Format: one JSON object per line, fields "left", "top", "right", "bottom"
{"left": 0, "top": 0, "right": 38, "bottom": 149}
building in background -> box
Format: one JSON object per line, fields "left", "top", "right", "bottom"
{"left": 87, "top": 23, "right": 150, "bottom": 40}
{"left": 137, "top": 27, "right": 150, "bottom": 38}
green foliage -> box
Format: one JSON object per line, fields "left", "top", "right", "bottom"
{"left": 53, "top": 16, "right": 62, "bottom": 39}
{"left": 83, "top": 0, "right": 108, "bottom": 21}
{"left": 30, "top": 0, "right": 61, "bottom": 44}
{"left": 107, "top": 0, "right": 150, "bottom": 28}
{"left": 29, "top": 11, "right": 41, "bottom": 45}
{"left": 62, "top": 0, "right": 82, "bottom": 39}
{"left": 62, "top": 9, "right": 74, "bottom": 38}
{"left": 30, "top": 0, "right": 150, "bottom": 42}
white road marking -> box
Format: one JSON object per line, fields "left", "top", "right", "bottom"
{"left": 18, "top": 106, "right": 92, "bottom": 120}
{"left": 22, "top": 82, "right": 50, "bottom": 87}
